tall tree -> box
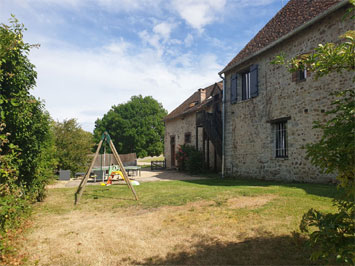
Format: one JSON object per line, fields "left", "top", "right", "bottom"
{"left": 53, "top": 119, "right": 94, "bottom": 176}
{"left": 0, "top": 15, "right": 56, "bottom": 200}
{"left": 94, "top": 95, "right": 167, "bottom": 158}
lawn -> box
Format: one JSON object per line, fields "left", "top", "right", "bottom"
{"left": 21, "top": 178, "right": 338, "bottom": 265}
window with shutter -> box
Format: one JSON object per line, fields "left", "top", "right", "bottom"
{"left": 230, "top": 74, "right": 237, "bottom": 103}
{"left": 241, "top": 64, "right": 258, "bottom": 100}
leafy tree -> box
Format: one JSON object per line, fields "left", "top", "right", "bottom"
{"left": 0, "top": 16, "right": 57, "bottom": 263}
{"left": 0, "top": 15, "right": 56, "bottom": 200}
{"left": 272, "top": 10, "right": 355, "bottom": 264}
{"left": 53, "top": 119, "right": 94, "bottom": 176}
{"left": 94, "top": 95, "right": 167, "bottom": 158}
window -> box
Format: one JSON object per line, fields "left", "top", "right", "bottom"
{"left": 231, "top": 64, "right": 258, "bottom": 103}
{"left": 292, "top": 68, "right": 307, "bottom": 82}
{"left": 298, "top": 69, "right": 307, "bottom": 81}
{"left": 242, "top": 71, "right": 251, "bottom": 100}
{"left": 184, "top": 132, "right": 191, "bottom": 144}
{"left": 275, "top": 122, "right": 287, "bottom": 158}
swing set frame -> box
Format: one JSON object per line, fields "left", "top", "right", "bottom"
{"left": 74, "top": 132, "right": 138, "bottom": 204}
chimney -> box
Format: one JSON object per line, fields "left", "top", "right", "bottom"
{"left": 198, "top": 88, "right": 206, "bottom": 103}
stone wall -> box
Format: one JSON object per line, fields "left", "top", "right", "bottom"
{"left": 224, "top": 6, "right": 353, "bottom": 183}
{"left": 164, "top": 111, "right": 221, "bottom": 171}
{"left": 164, "top": 113, "right": 200, "bottom": 169}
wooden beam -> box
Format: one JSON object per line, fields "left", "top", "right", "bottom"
{"left": 75, "top": 140, "right": 103, "bottom": 204}
{"left": 109, "top": 140, "right": 138, "bottom": 201}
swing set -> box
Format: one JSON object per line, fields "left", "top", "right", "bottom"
{"left": 75, "top": 132, "right": 138, "bottom": 204}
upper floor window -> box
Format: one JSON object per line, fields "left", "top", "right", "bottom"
{"left": 299, "top": 69, "right": 307, "bottom": 81}
{"left": 292, "top": 68, "right": 307, "bottom": 82}
{"left": 242, "top": 71, "right": 251, "bottom": 100}
{"left": 230, "top": 64, "right": 259, "bottom": 103}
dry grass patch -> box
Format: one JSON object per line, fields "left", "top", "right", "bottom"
{"left": 20, "top": 179, "right": 338, "bottom": 265}
{"left": 227, "top": 194, "right": 277, "bottom": 209}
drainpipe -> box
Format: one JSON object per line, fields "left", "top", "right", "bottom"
{"left": 218, "top": 73, "right": 226, "bottom": 178}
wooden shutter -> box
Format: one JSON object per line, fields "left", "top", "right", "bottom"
{"left": 250, "top": 64, "right": 258, "bottom": 98}
{"left": 230, "top": 73, "right": 237, "bottom": 103}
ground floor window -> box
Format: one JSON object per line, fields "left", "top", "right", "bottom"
{"left": 275, "top": 121, "right": 287, "bottom": 158}
{"left": 184, "top": 132, "right": 191, "bottom": 144}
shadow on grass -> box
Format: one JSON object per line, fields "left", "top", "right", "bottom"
{"left": 129, "top": 233, "right": 328, "bottom": 265}
{"left": 81, "top": 186, "right": 137, "bottom": 202}
{"left": 178, "top": 177, "right": 339, "bottom": 199}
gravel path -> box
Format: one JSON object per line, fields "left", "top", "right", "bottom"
{"left": 47, "top": 169, "right": 209, "bottom": 189}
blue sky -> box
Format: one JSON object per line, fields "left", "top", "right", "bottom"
{"left": 0, "top": 0, "right": 289, "bottom": 132}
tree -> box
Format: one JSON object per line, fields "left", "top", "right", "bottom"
{"left": 0, "top": 15, "right": 57, "bottom": 200}
{"left": 53, "top": 119, "right": 94, "bottom": 176}
{"left": 272, "top": 8, "right": 355, "bottom": 264}
{"left": 0, "top": 16, "right": 57, "bottom": 263}
{"left": 94, "top": 95, "right": 167, "bottom": 158}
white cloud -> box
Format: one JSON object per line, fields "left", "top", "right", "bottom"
{"left": 30, "top": 40, "right": 222, "bottom": 132}
{"left": 237, "top": 0, "right": 277, "bottom": 7}
{"left": 184, "top": 33, "right": 194, "bottom": 47}
{"left": 172, "top": 0, "right": 226, "bottom": 31}
{"left": 153, "top": 22, "right": 174, "bottom": 42}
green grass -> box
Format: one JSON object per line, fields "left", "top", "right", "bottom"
{"left": 39, "top": 178, "right": 338, "bottom": 216}
{"left": 137, "top": 156, "right": 165, "bottom": 163}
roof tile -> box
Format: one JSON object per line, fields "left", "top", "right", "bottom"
{"left": 164, "top": 81, "right": 223, "bottom": 121}
{"left": 221, "top": 0, "right": 343, "bottom": 73}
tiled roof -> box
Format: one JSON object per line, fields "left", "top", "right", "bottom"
{"left": 220, "top": 0, "right": 344, "bottom": 73}
{"left": 164, "top": 81, "right": 223, "bottom": 121}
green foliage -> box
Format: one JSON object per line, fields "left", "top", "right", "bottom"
{"left": 94, "top": 95, "right": 167, "bottom": 158}
{"left": 0, "top": 124, "right": 31, "bottom": 259}
{"left": 300, "top": 89, "right": 355, "bottom": 265}
{"left": 272, "top": 31, "right": 355, "bottom": 80}
{"left": 0, "top": 16, "right": 56, "bottom": 196}
{"left": 0, "top": 16, "right": 57, "bottom": 262}
{"left": 272, "top": 7, "right": 355, "bottom": 264}
{"left": 53, "top": 119, "right": 94, "bottom": 176}
{"left": 176, "top": 144, "right": 205, "bottom": 174}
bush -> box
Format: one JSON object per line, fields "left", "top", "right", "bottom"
{"left": 176, "top": 144, "right": 205, "bottom": 174}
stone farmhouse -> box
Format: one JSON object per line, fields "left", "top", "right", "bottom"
{"left": 164, "top": 82, "right": 223, "bottom": 171}
{"left": 219, "top": 0, "right": 353, "bottom": 182}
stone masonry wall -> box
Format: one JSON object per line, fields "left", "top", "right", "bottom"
{"left": 164, "top": 110, "right": 221, "bottom": 170}
{"left": 164, "top": 113, "right": 201, "bottom": 169}
{"left": 224, "top": 6, "right": 353, "bottom": 183}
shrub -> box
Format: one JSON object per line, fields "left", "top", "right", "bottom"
{"left": 176, "top": 144, "right": 205, "bottom": 174}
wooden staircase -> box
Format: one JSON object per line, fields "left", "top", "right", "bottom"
{"left": 196, "top": 110, "right": 222, "bottom": 157}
